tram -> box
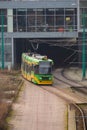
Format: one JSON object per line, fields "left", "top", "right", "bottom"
{"left": 21, "top": 53, "right": 53, "bottom": 85}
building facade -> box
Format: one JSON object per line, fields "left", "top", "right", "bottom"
{"left": 0, "top": 0, "right": 86, "bottom": 68}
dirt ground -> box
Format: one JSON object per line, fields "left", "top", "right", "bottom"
{"left": 0, "top": 70, "right": 22, "bottom": 130}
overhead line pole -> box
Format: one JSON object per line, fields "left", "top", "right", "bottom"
{"left": 82, "top": 11, "right": 86, "bottom": 79}
{"left": 1, "top": 12, "right": 4, "bottom": 70}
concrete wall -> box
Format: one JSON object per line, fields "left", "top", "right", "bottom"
{"left": 0, "top": 1, "right": 78, "bottom": 8}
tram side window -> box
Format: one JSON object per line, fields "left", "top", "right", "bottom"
{"left": 22, "top": 62, "right": 26, "bottom": 71}
{"left": 26, "top": 64, "right": 29, "bottom": 72}
{"left": 26, "top": 63, "right": 33, "bottom": 73}
{"left": 30, "top": 65, "right": 33, "bottom": 71}
{"left": 27, "top": 63, "right": 31, "bottom": 73}
{"left": 25, "top": 63, "right": 27, "bottom": 72}
{"left": 21, "top": 61, "right": 24, "bottom": 69}
{"left": 34, "top": 65, "right": 39, "bottom": 74}
{"left": 31, "top": 64, "right": 34, "bottom": 71}
{"left": 29, "top": 65, "right": 32, "bottom": 72}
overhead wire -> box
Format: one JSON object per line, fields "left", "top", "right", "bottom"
{"left": 64, "top": 51, "right": 77, "bottom": 63}
{"left": 30, "top": 41, "right": 39, "bottom": 51}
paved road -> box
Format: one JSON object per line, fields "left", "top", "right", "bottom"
{"left": 9, "top": 81, "right": 67, "bottom": 130}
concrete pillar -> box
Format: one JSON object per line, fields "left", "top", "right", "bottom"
{"left": 77, "top": 0, "right": 80, "bottom": 31}
{"left": 7, "top": 9, "right": 13, "bottom": 32}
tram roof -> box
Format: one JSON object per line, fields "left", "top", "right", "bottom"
{"left": 22, "top": 53, "right": 53, "bottom": 64}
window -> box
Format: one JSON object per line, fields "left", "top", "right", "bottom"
{"left": 17, "top": 9, "right": 26, "bottom": 32}
{"left": 27, "top": 9, "right": 36, "bottom": 32}
{"left": 55, "top": 8, "right": 64, "bottom": 31}
{"left": 4, "top": 45, "right": 12, "bottom": 62}
{"left": 0, "top": 38, "right": 12, "bottom": 63}
{"left": 65, "top": 8, "right": 76, "bottom": 31}
{"left": 13, "top": 8, "right": 77, "bottom": 32}
{"left": 80, "top": 8, "right": 87, "bottom": 29}
{"left": 0, "top": 9, "right": 7, "bottom": 32}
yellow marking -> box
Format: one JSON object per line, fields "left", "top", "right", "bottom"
{"left": 22, "top": 69, "right": 53, "bottom": 85}
{"left": 33, "top": 75, "right": 53, "bottom": 85}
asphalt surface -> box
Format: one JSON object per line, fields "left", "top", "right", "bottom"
{"left": 9, "top": 81, "right": 67, "bottom": 130}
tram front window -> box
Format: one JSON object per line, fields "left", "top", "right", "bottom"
{"left": 39, "top": 61, "right": 52, "bottom": 74}
{"left": 39, "top": 67, "right": 51, "bottom": 74}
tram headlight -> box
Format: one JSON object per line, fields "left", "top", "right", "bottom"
{"left": 49, "top": 77, "right": 52, "bottom": 80}
{"left": 39, "top": 77, "right": 42, "bottom": 80}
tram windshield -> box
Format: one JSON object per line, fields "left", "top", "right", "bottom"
{"left": 39, "top": 61, "right": 52, "bottom": 74}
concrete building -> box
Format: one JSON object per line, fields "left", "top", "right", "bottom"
{"left": 0, "top": 0, "right": 86, "bottom": 68}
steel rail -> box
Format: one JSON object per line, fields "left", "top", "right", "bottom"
{"left": 73, "top": 103, "right": 86, "bottom": 130}
{"left": 53, "top": 68, "right": 86, "bottom": 130}
{"left": 36, "top": 84, "right": 86, "bottom": 130}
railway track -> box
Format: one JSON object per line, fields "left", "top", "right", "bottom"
{"left": 53, "top": 68, "right": 85, "bottom": 87}
{"left": 53, "top": 68, "right": 87, "bottom": 130}
{"left": 53, "top": 68, "right": 87, "bottom": 96}
{"left": 36, "top": 68, "right": 87, "bottom": 130}
{"left": 36, "top": 84, "right": 86, "bottom": 130}
{"left": 23, "top": 68, "right": 87, "bottom": 130}
{"left": 71, "top": 87, "right": 87, "bottom": 95}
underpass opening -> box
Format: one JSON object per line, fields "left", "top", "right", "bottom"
{"left": 14, "top": 38, "right": 78, "bottom": 69}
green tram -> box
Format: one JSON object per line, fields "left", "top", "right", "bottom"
{"left": 21, "top": 53, "right": 54, "bottom": 85}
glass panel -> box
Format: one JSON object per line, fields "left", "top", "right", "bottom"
{"left": 55, "top": 8, "right": 64, "bottom": 32}
{"left": 65, "top": 16, "right": 74, "bottom": 31}
{"left": 56, "top": 16, "right": 64, "bottom": 26}
{"left": 0, "top": 9, "right": 7, "bottom": 15}
{"left": 13, "top": 15, "right": 17, "bottom": 32}
{"left": 74, "top": 8, "right": 77, "bottom": 30}
{"left": 46, "top": 9, "right": 54, "bottom": 15}
{"left": 65, "top": 8, "right": 76, "bottom": 31}
{"left": 0, "top": 9, "right": 7, "bottom": 32}
{"left": 4, "top": 45, "right": 12, "bottom": 62}
{"left": 37, "top": 8, "right": 45, "bottom": 15}
{"left": 27, "top": 27, "right": 35, "bottom": 32}
{"left": 16, "top": 9, "right": 26, "bottom": 32}
{"left": 46, "top": 15, "right": 54, "bottom": 26}
{"left": 27, "top": 16, "right": 35, "bottom": 26}
{"left": 0, "top": 38, "right": 12, "bottom": 63}
{"left": 39, "top": 61, "right": 51, "bottom": 67}
{"left": 65, "top": 8, "right": 74, "bottom": 16}
{"left": 17, "top": 8, "right": 26, "bottom": 15}
{"left": 5, "top": 38, "right": 11, "bottom": 44}
{"left": 80, "top": 8, "right": 87, "bottom": 29}
{"left": 13, "top": 9, "right": 17, "bottom": 32}
{"left": 13, "top": 9, "right": 16, "bottom": 15}
{"left": 27, "top": 9, "right": 36, "bottom": 15}
{"left": 37, "top": 16, "right": 45, "bottom": 25}
{"left": 36, "top": 26, "right": 46, "bottom": 32}
{"left": 80, "top": 8, "right": 83, "bottom": 28}
{"left": 17, "top": 16, "right": 26, "bottom": 31}
{"left": 56, "top": 8, "right": 64, "bottom": 16}
{"left": 39, "top": 67, "right": 51, "bottom": 74}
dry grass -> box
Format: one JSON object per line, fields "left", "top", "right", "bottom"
{"left": 0, "top": 102, "right": 11, "bottom": 130}
{"left": 0, "top": 70, "right": 23, "bottom": 130}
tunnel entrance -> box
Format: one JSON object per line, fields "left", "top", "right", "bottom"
{"left": 14, "top": 38, "right": 78, "bottom": 68}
